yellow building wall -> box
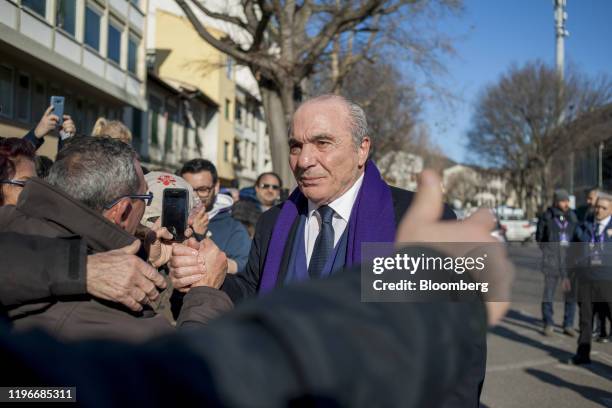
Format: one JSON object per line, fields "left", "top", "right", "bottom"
{"left": 0, "top": 122, "right": 59, "bottom": 159}
{"left": 155, "top": 11, "right": 236, "bottom": 182}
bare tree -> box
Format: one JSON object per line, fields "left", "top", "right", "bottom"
{"left": 444, "top": 169, "right": 479, "bottom": 209}
{"left": 173, "top": 0, "right": 461, "bottom": 185}
{"left": 467, "top": 60, "right": 612, "bottom": 216}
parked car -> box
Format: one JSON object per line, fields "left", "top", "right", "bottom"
{"left": 498, "top": 214, "right": 536, "bottom": 242}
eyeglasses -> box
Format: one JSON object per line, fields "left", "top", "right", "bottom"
{"left": 194, "top": 185, "right": 214, "bottom": 194}
{"left": 259, "top": 183, "right": 280, "bottom": 191}
{"left": 0, "top": 179, "right": 26, "bottom": 187}
{"left": 104, "top": 192, "right": 154, "bottom": 210}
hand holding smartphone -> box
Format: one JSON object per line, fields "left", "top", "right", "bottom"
{"left": 162, "top": 188, "right": 189, "bottom": 242}
{"left": 50, "top": 96, "right": 65, "bottom": 127}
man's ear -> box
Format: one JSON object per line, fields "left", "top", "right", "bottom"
{"left": 358, "top": 136, "right": 371, "bottom": 167}
{"left": 102, "top": 199, "right": 131, "bottom": 226}
{"left": 214, "top": 180, "right": 221, "bottom": 195}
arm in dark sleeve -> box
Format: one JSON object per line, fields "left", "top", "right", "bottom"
{"left": 221, "top": 213, "right": 272, "bottom": 303}
{"left": 442, "top": 203, "right": 457, "bottom": 221}
{"left": 22, "top": 129, "right": 44, "bottom": 151}
{"left": 0, "top": 232, "right": 87, "bottom": 307}
{"left": 226, "top": 222, "right": 251, "bottom": 273}
{"left": 0, "top": 245, "right": 487, "bottom": 408}
{"left": 176, "top": 286, "right": 233, "bottom": 328}
{"left": 573, "top": 222, "right": 591, "bottom": 242}
{"left": 536, "top": 214, "right": 547, "bottom": 244}
{"left": 57, "top": 136, "right": 66, "bottom": 152}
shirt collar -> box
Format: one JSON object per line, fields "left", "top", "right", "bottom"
{"left": 307, "top": 173, "right": 365, "bottom": 222}
{"left": 599, "top": 215, "right": 611, "bottom": 228}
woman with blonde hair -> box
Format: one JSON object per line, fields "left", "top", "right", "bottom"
{"left": 91, "top": 117, "right": 132, "bottom": 144}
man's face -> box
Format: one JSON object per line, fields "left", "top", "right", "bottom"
{"left": 288, "top": 99, "right": 370, "bottom": 206}
{"left": 255, "top": 174, "right": 281, "bottom": 206}
{"left": 556, "top": 199, "right": 570, "bottom": 212}
{"left": 595, "top": 198, "right": 612, "bottom": 221}
{"left": 183, "top": 171, "right": 218, "bottom": 212}
{"left": 124, "top": 161, "right": 148, "bottom": 235}
{"left": 587, "top": 190, "right": 599, "bottom": 207}
{"left": 2, "top": 156, "right": 35, "bottom": 206}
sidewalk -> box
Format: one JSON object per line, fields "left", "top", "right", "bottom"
{"left": 482, "top": 302, "right": 612, "bottom": 407}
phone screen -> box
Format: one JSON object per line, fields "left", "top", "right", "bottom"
{"left": 162, "top": 188, "right": 188, "bottom": 241}
{"left": 50, "top": 96, "right": 65, "bottom": 126}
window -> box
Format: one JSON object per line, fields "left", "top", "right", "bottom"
{"left": 252, "top": 143, "right": 257, "bottom": 170}
{"left": 226, "top": 57, "right": 233, "bottom": 79}
{"left": 131, "top": 108, "right": 142, "bottom": 147}
{"left": 165, "top": 105, "right": 177, "bottom": 153}
{"left": 0, "top": 65, "right": 13, "bottom": 118}
{"left": 16, "top": 73, "right": 31, "bottom": 122}
{"left": 150, "top": 111, "right": 159, "bottom": 146}
{"left": 149, "top": 95, "right": 161, "bottom": 146}
{"left": 233, "top": 138, "right": 241, "bottom": 164}
{"left": 128, "top": 35, "right": 139, "bottom": 74}
{"left": 224, "top": 141, "right": 229, "bottom": 162}
{"left": 107, "top": 22, "right": 122, "bottom": 65}
{"left": 84, "top": 5, "right": 101, "bottom": 51}
{"left": 224, "top": 99, "right": 230, "bottom": 120}
{"left": 56, "top": 0, "right": 76, "bottom": 36}
{"left": 235, "top": 102, "right": 242, "bottom": 124}
{"left": 22, "top": 0, "right": 46, "bottom": 17}
{"left": 31, "top": 79, "right": 46, "bottom": 123}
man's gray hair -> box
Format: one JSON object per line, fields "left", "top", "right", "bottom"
{"left": 597, "top": 191, "right": 612, "bottom": 202}
{"left": 291, "top": 94, "right": 370, "bottom": 148}
{"left": 46, "top": 136, "right": 139, "bottom": 212}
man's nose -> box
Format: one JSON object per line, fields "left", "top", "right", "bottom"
{"left": 296, "top": 144, "right": 316, "bottom": 169}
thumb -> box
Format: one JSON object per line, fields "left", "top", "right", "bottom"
{"left": 396, "top": 170, "right": 444, "bottom": 243}
{"left": 44, "top": 105, "right": 54, "bottom": 116}
{"left": 119, "top": 239, "right": 141, "bottom": 255}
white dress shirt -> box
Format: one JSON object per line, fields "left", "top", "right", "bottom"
{"left": 597, "top": 215, "right": 611, "bottom": 236}
{"left": 304, "top": 174, "right": 364, "bottom": 267}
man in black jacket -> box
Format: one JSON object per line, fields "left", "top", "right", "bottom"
{"left": 172, "top": 95, "right": 455, "bottom": 302}
{"left": 536, "top": 189, "right": 579, "bottom": 337}
{"left": 0, "top": 138, "right": 231, "bottom": 341}
{"left": 168, "top": 95, "right": 485, "bottom": 407}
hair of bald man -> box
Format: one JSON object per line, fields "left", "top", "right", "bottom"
{"left": 289, "top": 94, "right": 370, "bottom": 150}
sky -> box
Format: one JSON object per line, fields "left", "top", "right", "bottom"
{"left": 418, "top": 0, "right": 612, "bottom": 164}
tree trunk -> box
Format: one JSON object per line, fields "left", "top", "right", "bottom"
{"left": 259, "top": 82, "right": 296, "bottom": 189}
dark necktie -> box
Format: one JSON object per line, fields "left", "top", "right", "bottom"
{"left": 308, "top": 205, "right": 335, "bottom": 278}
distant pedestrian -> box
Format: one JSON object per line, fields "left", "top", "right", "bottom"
{"left": 536, "top": 189, "right": 578, "bottom": 337}
{"left": 239, "top": 171, "right": 282, "bottom": 213}
{"left": 571, "top": 192, "right": 612, "bottom": 365}
{"left": 575, "top": 187, "right": 599, "bottom": 223}
{"left": 92, "top": 117, "right": 132, "bottom": 144}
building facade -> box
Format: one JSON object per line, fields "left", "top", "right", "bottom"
{"left": 0, "top": 0, "right": 147, "bottom": 157}
{"left": 233, "top": 78, "right": 272, "bottom": 188}
{"left": 146, "top": 9, "right": 234, "bottom": 183}
{"left": 146, "top": 2, "right": 271, "bottom": 186}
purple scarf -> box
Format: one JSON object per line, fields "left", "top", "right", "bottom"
{"left": 259, "top": 160, "right": 396, "bottom": 293}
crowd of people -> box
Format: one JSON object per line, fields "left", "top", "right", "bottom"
{"left": 0, "top": 94, "right": 514, "bottom": 406}
{"left": 536, "top": 186, "right": 612, "bottom": 365}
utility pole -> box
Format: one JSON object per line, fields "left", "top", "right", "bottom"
{"left": 554, "top": 0, "right": 573, "bottom": 195}
{"left": 554, "top": 0, "right": 568, "bottom": 80}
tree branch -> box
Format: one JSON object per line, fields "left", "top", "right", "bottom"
{"left": 190, "top": 0, "right": 251, "bottom": 32}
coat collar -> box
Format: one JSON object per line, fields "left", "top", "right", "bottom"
{"left": 17, "top": 178, "right": 135, "bottom": 252}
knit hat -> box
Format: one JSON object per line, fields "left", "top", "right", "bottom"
{"left": 553, "top": 189, "right": 570, "bottom": 202}
{"left": 142, "top": 171, "right": 200, "bottom": 228}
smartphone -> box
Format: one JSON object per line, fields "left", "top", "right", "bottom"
{"left": 50, "top": 96, "right": 65, "bottom": 126}
{"left": 162, "top": 188, "right": 188, "bottom": 242}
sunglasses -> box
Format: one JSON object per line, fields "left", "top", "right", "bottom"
{"left": 104, "top": 192, "right": 154, "bottom": 210}
{"left": 0, "top": 179, "right": 26, "bottom": 187}
{"left": 259, "top": 183, "right": 280, "bottom": 191}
